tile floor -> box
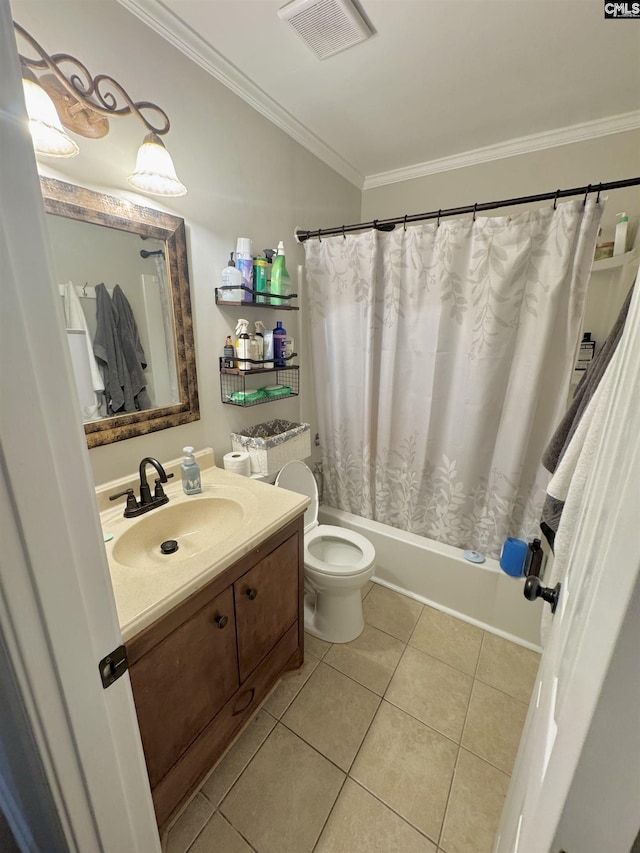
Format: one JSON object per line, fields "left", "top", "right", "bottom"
{"left": 165, "top": 582, "right": 540, "bottom": 853}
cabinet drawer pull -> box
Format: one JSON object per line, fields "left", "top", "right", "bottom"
{"left": 246, "top": 588, "right": 258, "bottom": 600}
{"left": 232, "top": 688, "right": 255, "bottom": 716}
{"left": 215, "top": 614, "right": 229, "bottom": 629}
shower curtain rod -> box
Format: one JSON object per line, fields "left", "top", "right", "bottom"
{"left": 295, "top": 176, "right": 640, "bottom": 242}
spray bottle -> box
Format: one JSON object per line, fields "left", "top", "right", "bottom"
{"left": 235, "top": 318, "right": 250, "bottom": 371}
{"left": 270, "top": 241, "right": 291, "bottom": 306}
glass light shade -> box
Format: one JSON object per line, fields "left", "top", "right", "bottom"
{"left": 127, "top": 133, "right": 187, "bottom": 197}
{"left": 22, "top": 75, "right": 79, "bottom": 157}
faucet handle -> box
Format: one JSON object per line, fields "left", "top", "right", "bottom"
{"left": 154, "top": 473, "right": 174, "bottom": 499}
{"left": 109, "top": 488, "right": 138, "bottom": 513}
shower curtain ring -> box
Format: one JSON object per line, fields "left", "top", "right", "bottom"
{"left": 437, "top": 209, "right": 441, "bottom": 228}
{"left": 583, "top": 184, "right": 591, "bottom": 206}
{"left": 317, "top": 228, "right": 322, "bottom": 242}
{"left": 403, "top": 215, "right": 407, "bottom": 231}
{"left": 596, "top": 183, "right": 602, "bottom": 205}
{"left": 82, "top": 282, "right": 87, "bottom": 297}
{"left": 373, "top": 219, "right": 378, "bottom": 231}
{"left": 554, "top": 189, "right": 560, "bottom": 210}
{"left": 472, "top": 203, "right": 477, "bottom": 222}
{"left": 342, "top": 225, "right": 346, "bottom": 239}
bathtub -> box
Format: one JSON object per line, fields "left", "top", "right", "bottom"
{"left": 318, "top": 506, "right": 543, "bottom": 650}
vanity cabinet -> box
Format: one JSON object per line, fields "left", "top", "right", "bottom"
{"left": 127, "top": 515, "right": 304, "bottom": 834}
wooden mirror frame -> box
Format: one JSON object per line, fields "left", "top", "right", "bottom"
{"left": 41, "top": 176, "right": 199, "bottom": 448}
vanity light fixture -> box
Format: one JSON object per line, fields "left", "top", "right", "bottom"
{"left": 13, "top": 22, "right": 187, "bottom": 197}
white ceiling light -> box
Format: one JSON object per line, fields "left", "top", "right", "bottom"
{"left": 278, "top": 0, "right": 373, "bottom": 60}
{"left": 127, "top": 133, "right": 187, "bottom": 197}
{"left": 21, "top": 68, "right": 79, "bottom": 158}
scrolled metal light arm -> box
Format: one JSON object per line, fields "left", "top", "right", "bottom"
{"left": 14, "top": 21, "right": 171, "bottom": 137}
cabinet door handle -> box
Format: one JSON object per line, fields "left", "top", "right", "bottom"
{"left": 246, "top": 588, "right": 258, "bottom": 600}
{"left": 215, "top": 614, "right": 229, "bottom": 629}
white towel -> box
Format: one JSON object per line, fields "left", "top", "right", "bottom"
{"left": 62, "top": 281, "right": 104, "bottom": 419}
{"left": 541, "top": 347, "right": 619, "bottom": 642}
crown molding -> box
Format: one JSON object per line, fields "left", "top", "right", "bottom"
{"left": 115, "top": 0, "right": 364, "bottom": 189}
{"left": 363, "top": 111, "right": 640, "bottom": 190}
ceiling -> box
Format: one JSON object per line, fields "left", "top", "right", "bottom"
{"left": 121, "top": 1, "right": 640, "bottom": 187}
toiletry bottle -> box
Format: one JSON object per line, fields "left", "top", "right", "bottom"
{"left": 248, "top": 333, "right": 259, "bottom": 364}
{"left": 270, "top": 241, "right": 291, "bottom": 306}
{"left": 220, "top": 253, "right": 244, "bottom": 302}
{"left": 254, "top": 320, "right": 265, "bottom": 365}
{"left": 235, "top": 318, "right": 251, "bottom": 371}
{"left": 614, "top": 213, "right": 628, "bottom": 256}
{"left": 223, "top": 335, "right": 235, "bottom": 368}
{"left": 263, "top": 325, "right": 274, "bottom": 369}
{"left": 273, "top": 320, "right": 287, "bottom": 367}
{"left": 253, "top": 257, "right": 268, "bottom": 304}
{"left": 576, "top": 332, "right": 596, "bottom": 372}
{"left": 235, "top": 238, "right": 253, "bottom": 303}
{"left": 181, "top": 446, "right": 201, "bottom": 495}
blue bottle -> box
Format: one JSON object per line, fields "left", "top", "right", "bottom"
{"left": 181, "top": 446, "right": 201, "bottom": 494}
{"left": 273, "top": 321, "right": 287, "bottom": 367}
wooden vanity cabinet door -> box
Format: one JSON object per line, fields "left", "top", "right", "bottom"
{"left": 128, "top": 586, "right": 239, "bottom": 789}
{"left": 234, "top": 532, "right": 299, "bottom": 682}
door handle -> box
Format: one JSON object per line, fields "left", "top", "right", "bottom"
{"left": 215, "top": 614, "right": 228, "bottom": 629}
{"left": 523, "top": 576, "right": 561, "bottom": 614}
{"left": 246, "top": 588, "right": 258, "bottom": 600}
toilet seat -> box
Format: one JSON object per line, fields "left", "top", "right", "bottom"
{"left": 305, "top": 524, "right": 375, "bottom": 577}
{"left": 275, "top": 461, "right": 375, "bottom": 577}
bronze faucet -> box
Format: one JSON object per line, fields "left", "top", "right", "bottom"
{"left": 109, "top": 457, "right": 174, "bottom": 518}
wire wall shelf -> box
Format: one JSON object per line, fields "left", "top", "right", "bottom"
{"left": 219, "top": 361, "right": 299, "bottom": 407}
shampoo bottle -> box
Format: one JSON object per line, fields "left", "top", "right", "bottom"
{"left": 181, "top": 446, "right": 201, "bottom": 495}
{"left": 614, "top": 213, "right": 629, "bottom": 256}
{"left": 273, "top": 320, "right": 287, "bottom": 367}
{"left": 235, "top": 318, "right": 250, "bottom": 371}
{"left": 254, "top": 320, "right": 265, "bottom": 365}
{"left": 270, "top": 241, "right": 291, "bottom": 306}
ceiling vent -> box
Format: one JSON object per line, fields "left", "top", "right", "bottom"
{"left": 278, "top": 0, "right": 373, "bottom": 60}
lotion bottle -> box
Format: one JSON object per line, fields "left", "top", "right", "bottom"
{"left": 273, "top": 320, "right": 287, "bottom": 367}
{"left": 181, "top": 446, "right": 201, "bottom": 495}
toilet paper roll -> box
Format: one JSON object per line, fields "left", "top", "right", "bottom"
{"left": 223, "top": 451, "right": 251, "bottom": 477}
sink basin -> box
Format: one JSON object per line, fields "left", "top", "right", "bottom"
{"left": 112, "top": 497, "right": 245, "bottom": 569}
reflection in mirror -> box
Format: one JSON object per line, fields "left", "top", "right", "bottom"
{"left": 41, "top": 177, "right": 199, "bottom": 447}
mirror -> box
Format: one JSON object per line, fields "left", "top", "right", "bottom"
{"left": 41, "top": 176, "right": 199, "bottom": 448}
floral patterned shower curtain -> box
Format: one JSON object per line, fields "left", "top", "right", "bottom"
{"left": 304, "top": 200, "right": 602, "bottom": 557}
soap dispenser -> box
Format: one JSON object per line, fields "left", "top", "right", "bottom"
{"left": 181, "top": 446, "right": 201, "bottom": 494}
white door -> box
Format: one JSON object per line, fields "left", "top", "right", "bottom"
{"left": 496, "top": 272, "right": 640, "bottom": 853}
{"left": 0, "top": 6, "right": 160, "bottom": 849}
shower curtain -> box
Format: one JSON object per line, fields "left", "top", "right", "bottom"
{"left": 305, "top": 200, "right": 602, "bottom": 557}
{"left": 153, "top": 253, "right": 179, "bottom": 405}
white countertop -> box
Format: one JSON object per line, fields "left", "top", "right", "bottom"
{"left": 98, "top": 450, "right": 308, "bottom": 642}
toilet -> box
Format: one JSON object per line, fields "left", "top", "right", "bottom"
{"left": 275, "top": 461, "right": 376, "bottom": 644}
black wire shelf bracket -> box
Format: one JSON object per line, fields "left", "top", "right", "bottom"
{"left": 295, "top": 177, "right": 640, "bottom": 242}
{"left": 215, "top": 286, "right": 299, "bottom": 310}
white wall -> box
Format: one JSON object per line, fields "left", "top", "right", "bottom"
{"left": 10, "top": 0, "right": 360, "bottom": 485}
{"left": 362, "top": 130, "right": 640, "bottom": 243}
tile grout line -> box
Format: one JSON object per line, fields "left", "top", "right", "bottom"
{"left": 436, "top": 630, "right": 487, "bottom": 850}
{"left": 218, "top": 811, "right": 260, "bottom": 853}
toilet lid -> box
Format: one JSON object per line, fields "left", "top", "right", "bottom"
{"left": 275, "top": 461, "right": 318, "bottom": 534}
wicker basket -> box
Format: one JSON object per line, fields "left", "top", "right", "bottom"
{"left": 230, "top": 420, "right": 311, "bottom": 475}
